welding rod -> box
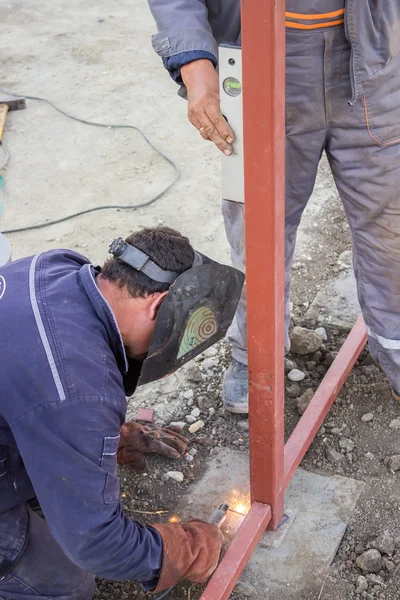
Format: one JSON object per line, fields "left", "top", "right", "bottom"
{"left": 155, "top": 503, "right": 230, "bottom": 600}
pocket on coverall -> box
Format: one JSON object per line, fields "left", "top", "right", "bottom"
{"left": 363, "top": 55, "right": 400, "bottom": 146}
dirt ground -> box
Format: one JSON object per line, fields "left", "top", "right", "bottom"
{"left": 1, "top": 1, "right": 399, "bottom": 599}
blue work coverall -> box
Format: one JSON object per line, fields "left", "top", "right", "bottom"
{"left": 0, "top": 250, "right": 162, "bottom": 599}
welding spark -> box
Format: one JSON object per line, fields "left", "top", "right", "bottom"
{"left": 168, "top": 515, "right": 181, "bottom": 524}
{"left": 229, "top": 489, "right": 251, "bottom": 516}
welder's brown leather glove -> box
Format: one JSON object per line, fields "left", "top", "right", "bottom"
{"left": 117, "top": 422, "right": 188, "bottom": 472}
{"left": 151, "top": 520, "right": 224, "bottom": 593}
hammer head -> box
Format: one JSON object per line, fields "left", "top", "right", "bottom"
{"left": 0, "top": 96, "right": 26, "bottom": 111}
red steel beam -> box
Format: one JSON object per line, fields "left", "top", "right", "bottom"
{"left": 200, "top": 502, "right": 271, "bottom": 600}
{"left": 242, "top": 0, "right": 286, "bottom": 529}
{"left": 284, "top": 315, "right": 367, "bottom": 488}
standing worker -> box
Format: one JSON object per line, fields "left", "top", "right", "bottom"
{"left": 0, "top": 226, "right": 243, "bottom": 598}
{"left": 147, "top": 1, "right": 400, "bottom": 413}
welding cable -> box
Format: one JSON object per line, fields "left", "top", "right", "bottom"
{"left": 0, "top": 87, "right": 180, "bottom": 234}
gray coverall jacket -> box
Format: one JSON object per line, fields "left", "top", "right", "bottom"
{"left": 148, "top": 0, "right": 400, "bottom": 395}
{"left": 148, "top": 0, "right": 400, "bottom": 103}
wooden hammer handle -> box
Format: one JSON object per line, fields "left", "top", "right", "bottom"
{"left": 0, "top": 104, "right": 9, "bottom": 143}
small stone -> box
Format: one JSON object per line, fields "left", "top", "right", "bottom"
{"left": 191, "top": 407, "right": 200, "bottom": 418}
{"left": 208, "top": 407, "right": 216, "bottom": 416}
{"left": 365, "top": 452, "right": 374, "bottom": 459}
{"left": 238, "top": 420, "right": 249, "bottom": 432}
{"left": 366, "top": 574, "right": 383, "bottom": 586}
{"left": 166, "top": 471, "right": 184, "bottom": 483}
{"left": 183, "top": 389, "right": 194, "bottom": 401}
{"left": 286, "top": 383, "right": 301, "bottom": 397}
{"left": 389, "top": 418, "right": 400, "bottom": 430}
{"left": 356, "top": 575, "right": 368, "bottom": 594}
{"left": 186, "top": 415, "right": 197, "bottom": 424}
{"left": 189, "top": 447, "right": 198, "bottom": 456}
{"left": 203, "top": 346, "right": 218, "bottom": 358}
{"left": 287, "top": 368, "right": 305, "bottom": 382}
{"left": 202, "top": 357, "right": 219, "bottom": 370}
{"left": 315, "top": 327, "right": 328, "bottom": 341}
{"left": 383, "top": 558, "right": 396, "bottom": 572}
{"left": 218, "top": 407, "right": 225, "bottom": 416}
{"left": 339, "top": 438, "right": 355, "bottom": 453}
{"left": 331, "top": 428, "right": 341, "bottom": 435}
{"left": 284, "top": 358, "right": 298, "bottom": 373}
{"left": 387, "top": 455, "right": 400, "bottom": 471}
{"left": 355, "top": 544, "right": 365, "bottom": 555}
{"left": 290, "top": 326, "right": 324, "bottom": 355}
{"left": 296, "top": 388, "right": 314, "bottom": 415}
{"left": 356, "top": 549, "right": 382, "bottom": 574}
{"left": 188, "top": 420, "right": 205, "bottom": 434}
{"left": 187, "top": 397, "right": 194, "bottom": 407}
{"left": 371, "top": 532, "right": 395, "bottom": 556}
{"left": 326, "top": 447, "right": 345, "bottom": 463}
{"left": 170, "top": 421, "right": 186, "bottom": 428}
{"left": 361, "top": 413, "right": 374, "bottom": 423}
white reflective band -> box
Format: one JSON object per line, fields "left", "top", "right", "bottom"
{"left": 29, "top": 254, "right": 66, "bottom": 401}
{"left": 366, "top": 326, "right": 400, "bottom": 350}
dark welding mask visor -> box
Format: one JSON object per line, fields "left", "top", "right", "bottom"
{"left": 108, "top": 237, "right": 245, "bottom": 386}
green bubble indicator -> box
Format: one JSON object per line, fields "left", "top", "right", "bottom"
{"left": 223, "top": 77, "right": 242, "bottom": 97}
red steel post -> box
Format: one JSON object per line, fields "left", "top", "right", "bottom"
{"left": 242, "top": 0, "right": 286, "bottom": 529}
{"left": 200, "top": 503, "right": 271, "bottom": 600}
{"left": 284, "top": 316, "right": 367, "bottom": 487}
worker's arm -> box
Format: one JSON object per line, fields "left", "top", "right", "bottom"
{"left": 11, "top": 396, "right": 162, "bottom": 585}
{"left": 148, "top": 0, "right": 217, "bottom": 62}
{"left": 147, "top": 0, "right": 234, "bottom": 154}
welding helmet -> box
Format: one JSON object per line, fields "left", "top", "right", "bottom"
{"left": 108, "top": 237, "right": 245, "bottom": 385}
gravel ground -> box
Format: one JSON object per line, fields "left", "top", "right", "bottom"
{"left": 94, "top": 330, "right": 400, "bottom": 600}
{"left": 1, "top": 1, "right": 398, "bottom": 598}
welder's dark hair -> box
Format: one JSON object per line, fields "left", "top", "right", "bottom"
{"left": 101, "top": 226, "right": 195, "bottom": 297}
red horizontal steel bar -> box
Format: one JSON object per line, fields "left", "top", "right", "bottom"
{"left": 242, "top": 0, "right": 286, "bottom": 530}
{"left": 284, "top": 315, "right": 367, "bottom": 488}
{"left": 200, "top": 503, "right": 271, "bottom": 600}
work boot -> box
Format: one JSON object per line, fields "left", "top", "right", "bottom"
{"left": 222, "top": 359, "right": 248, "bottom": 414}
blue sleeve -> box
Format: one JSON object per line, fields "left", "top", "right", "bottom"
{"left": 11, "top": 396, "right": 163, "bottom": 582}
{"left": 163, "top": 50, "right": 217, "bottom": 84}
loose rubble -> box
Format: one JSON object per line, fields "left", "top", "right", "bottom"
{"left": 290, "top": 326, "right": 324, "bottom": 355}
{"left": 188, "top": 420, "right": 205, "bottom": 434}
{"left": 166, "top": 471, "right": 184, "bottom": 483}
{"left": 371, "top": 532, "right": 395, "bottom": 556}
{"left": 287, "top": 368, "right": 306, "bottom": 382}
{"left": 361, "top": 412, "right": 374, "bottom": 423}
{"left": 296, "top": 388, "right": 314, "bottom": 415}
{"left": 356, "top": 549, "right": 382, "bottom": 574}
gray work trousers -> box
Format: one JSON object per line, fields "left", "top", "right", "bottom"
{"left": 223, "top": 25, "right": 400, "bottom": 393}
{"left": 0, "top": 506, "right": 95, "bottom": 600}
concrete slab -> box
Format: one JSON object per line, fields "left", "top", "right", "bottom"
{"left": 177, "top": 449, "right": 364, "bottom": 599}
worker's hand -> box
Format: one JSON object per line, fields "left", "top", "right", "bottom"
{"left": 117, "top": 422, "right": 188, "bottom": 472}
{"left": 181, "top": 59, "right": 235, "bottom": 156}
{"left": 151, "top": 520, "right": 224, "bottom": 593}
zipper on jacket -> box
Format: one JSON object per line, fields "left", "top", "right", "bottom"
{"left": 344, "top": 0, "right": 356, "bottom": 105}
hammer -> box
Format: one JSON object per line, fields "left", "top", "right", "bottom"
{"left": 0, "top": 96, "right": 26, "bottom": 143}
